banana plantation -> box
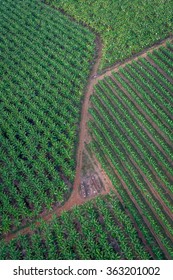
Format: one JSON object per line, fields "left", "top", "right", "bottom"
{"left": 0, "top": 0, "right": 172, "bottom": 261}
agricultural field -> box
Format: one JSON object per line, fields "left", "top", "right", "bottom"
{"left": 0, "top": 0, "right": 173, "bottom": 261}
{"left": 0, "top": 0, "right": 95, "bottom": 234}
{"left": 0, "top": 193, "right": 152, "bottom": 260}
{"left": 53, "top": 0, "right": 173, "bottom": 70}
{"left": 88, "top": 42, "right": 173, "bottom": 259}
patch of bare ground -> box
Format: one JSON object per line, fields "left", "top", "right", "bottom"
{"left": 79, "top": 150, "right": 108, "bottom": 199}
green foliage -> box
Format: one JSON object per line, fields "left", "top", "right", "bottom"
{"left": 0, "top": 0, "right": 95, "bottom": 234}
{"left": 53, "top": 0, "right": 173, "bottom": 70}
{"left": 0, "top": 194, "right": 151, "bottom": 260}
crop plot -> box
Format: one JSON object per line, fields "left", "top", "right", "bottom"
{"left": 1, "top": 0, "right": 173, "bottom": 261}
{"left": 54, "top": 0, "right": 173, "bottom": 70}
{"left": 0, "top": 0, "right": 95, "bottom": 234}
{"left": 88, "top": 42, "right": 173, "bottom": 259}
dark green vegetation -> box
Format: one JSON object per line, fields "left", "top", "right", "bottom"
{"left": 0, "top": 194, "right": 151, "bottom": 260}
{"left": 53, "top": 0, "right": 173, "bottom": 70}
{"left": 0, "top": 0, "right": 95, "bottom": 234}
{"left": 88, "top": 43, "right": 173, "bottom": 259}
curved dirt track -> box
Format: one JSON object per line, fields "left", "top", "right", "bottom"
{"left": 4, "top": 35, "right": 173, "bottom": 243}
